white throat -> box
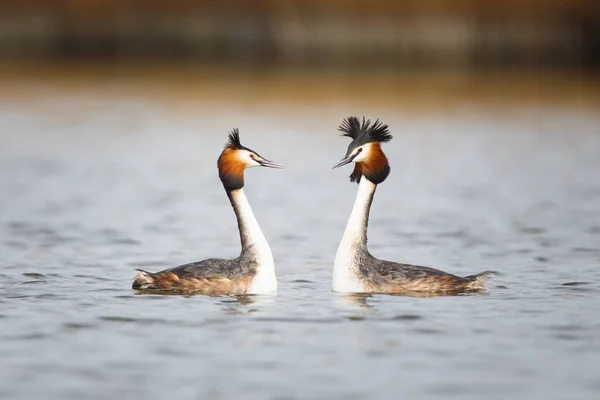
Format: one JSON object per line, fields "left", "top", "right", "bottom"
{"left": 332, "top": 178, "right": 377, "bottom": 292}
{"left": 229, "top": 189, "right": 277, "bottom": 294}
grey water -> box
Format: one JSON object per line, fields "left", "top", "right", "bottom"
{"left": 1, "top": 81, "right": 600, "bottom": 399}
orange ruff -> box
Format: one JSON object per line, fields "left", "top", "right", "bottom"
{"left": 362, "top": 143, "right": 388, "bottom": 176}
{"left": 218, "top": 148, "right": 245, "bottom": 178}
{"left": 351, "top": 142, "right": 388, "bottom": 181}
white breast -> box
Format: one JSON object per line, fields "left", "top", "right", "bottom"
{"left": 332, "top": 244, "right": 366, "bottom": 293}
{"left": 248, "top": 259, "right": 278, "bottom": 294}
{"left": 332, "top": 178, "right": 376, "bottom": 293}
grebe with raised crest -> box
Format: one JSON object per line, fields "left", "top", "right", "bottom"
{"left": 332, "top": 117, "right": 493, "bottom": 294}
{"left": 133, "top": 129, "right": 284, "bottom": 295}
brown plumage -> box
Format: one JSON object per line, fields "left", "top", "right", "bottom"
{"left": 133, "top": 270, "right": 253, "bottom": 296}
{"left": 218, "top": 148, "right": 245, "bottom": 178}
{"left": 217, "top": 148, "right": 246, "bottom": 190}
{"left": 363, "top": 271, "right": 491, "bottom": 294}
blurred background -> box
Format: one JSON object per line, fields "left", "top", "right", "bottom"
{"left": 0, "top": 0, "right": 598, "bottom": 114}
{"left": 0, "top": 0, "right": 598, "bottom": 70}
{"left": 0, "top": 0, "right": 598, "bottom": 106}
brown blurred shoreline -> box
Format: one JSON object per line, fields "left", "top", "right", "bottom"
{"left": 0, "top": 1, "right": 598, "bottom": 70}
{"left": 1, "top": 0, "right": 598, "bottom": 113}
{"left": 0, "top": 62, "right": 598, "bottom": 113}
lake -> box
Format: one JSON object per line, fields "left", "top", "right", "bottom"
{"left": 1, "top": 68, "right": 599, "bottom": 399}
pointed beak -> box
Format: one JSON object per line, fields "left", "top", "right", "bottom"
{"left": 257, "top": 158, "right": 286, "bottom": 169}
{"left": 332, "top": 154, "right": 357, "bottom": 169}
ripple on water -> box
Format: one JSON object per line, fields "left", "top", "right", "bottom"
{"left": 518, "top": 227, "right": 547, "bottom": 234}
{"left": 515, "top": 248, "right": 534, "bottom": 254}
{"left": 22, "top": 273, "right": 46, "bottom": 278}
{"left": 2, "top": 93, "right": 600, "bottom": 400}
{"left": 112, "top": 295, "right": 135, "bottom": 301}
{"left": 34, "top": 293, "right": 61, "bottom": 300}
{"left": 39, "top": 235, "right": 81, "bottom": 246}
{"left": 553, "top": 333, "right": 584, "bottom": 341}
{"left": 73, "top": 274, "right": 117, "bottom": 282}
{"left": 109, "top": 238, "right": 142, "bottom": 246}
{"left": 551, "top": 283, "right": 598, "bottom": 296}
{"left": 89, "top": 288, "right": 123, "bottom": 294}
{"left": 98, "top": 316, "right": 165, "bottom": 324}
{"left": 62, "top": 322, "right": 97, "bottom": 331}
{"left": 346, "top": 315, "right": 367, "bottom": 321}
{"left": 280, "top": 234, "right": 306, "bottom": 241}
{"left": 411, "top": 327, "right": 448, "bottom": 335}
{"left": 3, "top": 240, "right": 29, "bottom": 249}
{"left": 128, "top": 260, "right": 173, "bottom": 267}
{"left": 571, "top": 247, "right": 598, "bottom": 253}
{"left": 434, "top": 230, "right": 468, "bottom": 238}
{"left": 545, "top": 324, "right": 585, "bottom": 332}
{"left": 254, "top": 317, "right": 346, "bottom": 324}
{"left": 97, "top": 316, "right": 208, "bottom": 328}
{"left": 4, "top": 332, "right": 49, "bottom": 340}
{"left": 390, "top": 314, "right": 423, "bottom": 321}
{"left": 561, "top": 281, "right": 590, "bottom": 286}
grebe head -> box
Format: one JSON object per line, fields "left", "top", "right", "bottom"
{"left": 332, "top": 117, "right": 392, "bottom": 184}
{"left": 218, "top": 129, "right": 284, "bottom": 190}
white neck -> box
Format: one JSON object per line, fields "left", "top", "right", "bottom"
{"left": 229, "top": 188, "right": 277, "bottom": 294}
{"left": 332, "top": 178, "right": 377, "bottom": 292}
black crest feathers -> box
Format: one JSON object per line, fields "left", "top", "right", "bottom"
{"left": 225, "top": 128, "right": 243, "bottom": 150}
{"left": 338, "top": 117, "right": 392, "bottom": 146}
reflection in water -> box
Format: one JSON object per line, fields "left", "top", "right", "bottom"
{"left": 335, "top": 293, "right": 373, "bottom": 309}
{"left": 133, "top": 291, "right": 274, "bottom": 309}
{"left": 337, "top": 288, "right": 486, "bottom": 310}
{"left": 229, "top": 294, "right": 258, "bottom": 306}
{"left": 219, "top": 294, "right": 278, "bottom": 312}
{"left": 560, "top": 282, "right": 590, "bottom": 287}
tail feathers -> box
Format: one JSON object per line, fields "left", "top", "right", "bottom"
{"left": 132, "top": 269, "right": 155, "bottom": 289}
{"left": 464, "top": 270, "right": 495, "bottom": 290}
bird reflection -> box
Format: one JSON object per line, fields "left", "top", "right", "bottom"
{"left": 337, "top": 289, "right": 486, "bottom": 309}
{"left": 340, "top": 293, "right": 373, "bottom": 308}
{"left": 134, "top": 290, "right": 272, "bottom": 310}
{"left": 219, "top": 293, "right": 276, "bottom": 314}
{"left": 220, "top": 294, "right": 259, "bottom": 305}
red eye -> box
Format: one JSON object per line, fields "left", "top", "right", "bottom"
{"left": 357, "top": 148, "right": 363, "bottom": 153}
{"left": 249, "top": 154, "right": 254, "bottom": 158}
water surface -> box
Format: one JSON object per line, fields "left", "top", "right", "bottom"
{"left": 1, "top": 72, "right": 600, "bottom": 399}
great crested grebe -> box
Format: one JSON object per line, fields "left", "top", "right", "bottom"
{"left": 133, "top": 129, "right": 284, "bottom": 295}
{"left": 332, "top": 117, "right": 492, "bottom": 294}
